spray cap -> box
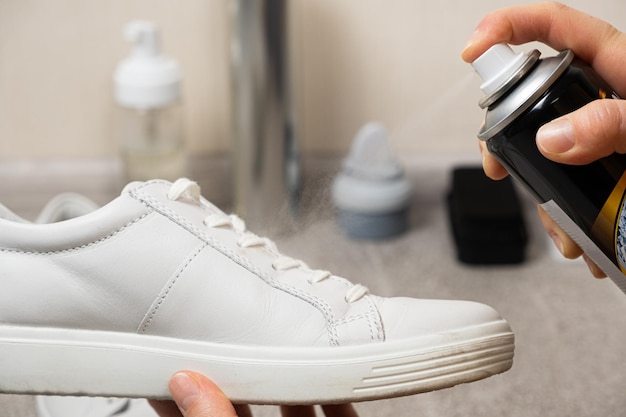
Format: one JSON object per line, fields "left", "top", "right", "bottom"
{"left": 472, "top": 43, "right": 540, "bottom": 108}
{"left": 113, "top": 20, "right": 181, "bottom": 109}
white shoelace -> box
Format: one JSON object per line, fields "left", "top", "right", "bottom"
{"left": 167, "top": 178, "right": 369, "bottom": 303}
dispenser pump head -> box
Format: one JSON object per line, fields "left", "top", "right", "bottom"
{"left": 125, "top": 21, "right": 160, "bottom": 58}
{"left": 113, "top": 20, "right": 181, "bottom": 109}
{"left": 472, "top": 43, "right": 540, "bottom": 108}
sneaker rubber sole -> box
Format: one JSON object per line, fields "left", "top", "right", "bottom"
{"left": 0, "top": 320, "right": 513, "bottom": 405}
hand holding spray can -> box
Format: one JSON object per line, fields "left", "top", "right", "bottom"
{"left": 471, "top": 43, "right": 626, "bottom": 293}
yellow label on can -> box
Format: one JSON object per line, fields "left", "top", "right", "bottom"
{"left": 592, "top": 171, "right": 626, "bottom": 272}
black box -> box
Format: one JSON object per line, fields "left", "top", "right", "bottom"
{"left": 447, "top": 166, "right": 528, "bottom": 264}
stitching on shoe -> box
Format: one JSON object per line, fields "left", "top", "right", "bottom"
{"left": 0, "top": 213, "right": 151, "bottom": 255}
{"left": 137, "top": 242, "right": 209, "bottom": 334}
{"left": 132, "top": 187, "right": 342, "bottom": 345}
{"left": 326, "top": 275, "right": 382, "bottom": 343}
{"left": 333, "top": 310, "right": 382, "bottom": 342}
{"left": 129, "top": 184, "right": 342, "bottom": 346}
{"left": 363, "top": 295, "right": 385, "bottom": 342}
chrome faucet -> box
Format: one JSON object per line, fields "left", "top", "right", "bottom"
{"left": 229, "top": 0, "right": 301, "bottom": 233}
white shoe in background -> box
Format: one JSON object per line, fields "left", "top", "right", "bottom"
{"left": 36, "top": 397, "right": 156, "bottom": 417}
{"left": 0, "top": 178, "right": 514, "bottom": 404}
{"left": 35, "top": 192, "right": 100, "bottom": 224}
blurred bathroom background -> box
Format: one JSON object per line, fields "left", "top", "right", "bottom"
{"left": 2, "top": 0, "right": 624, "bottom": 221}
{"left": 4, "top": 2, "right": 626, "bottom": 417}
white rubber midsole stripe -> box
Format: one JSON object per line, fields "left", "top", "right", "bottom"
{"left": 0, "top": 321, "right": 513, "bottom": 404}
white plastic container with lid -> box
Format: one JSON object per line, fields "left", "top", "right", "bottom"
{"left": 332, "top": 122, "right": 412, "bottom": 239}
{"left": 113, "top": 20, "right": 187, "bottom": 182}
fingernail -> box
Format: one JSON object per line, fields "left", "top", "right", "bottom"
{"left": 170, "top": 372, "right": 201, "bottom": 413}
{"left": 550, "top": 233, "right": 563, "bottom": 254}
{"left": 537, "top": 119, "right": 575, "bottom": 154}
{"left": 582, "top": 255, "right": 607, "bottom": 279}
{"left": 462, "top": 30, "right": 480, "bottom": 55}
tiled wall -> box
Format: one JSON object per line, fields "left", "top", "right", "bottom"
{"left": 1, "top": 0, "right": 625, "bottom": 160}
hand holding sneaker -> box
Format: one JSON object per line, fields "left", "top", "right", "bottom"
{"left": 0, "top": 178, "right": 513, "bottom": 404}
{"left": 150, "top": 371, "right": 359, "bottom": 417}
{"left": 150, "top": 371, "right": 243, "bottom": 417}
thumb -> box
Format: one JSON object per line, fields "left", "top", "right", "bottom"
{"left": 169, "top": 371, "right": 238, "bottom": 417}
{"left": 536, "top": 99, "right": 626, "bottom": 165}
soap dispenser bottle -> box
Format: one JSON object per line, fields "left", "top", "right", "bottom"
{"left": 113, "top": 20, "right": 187, "bottom": 182}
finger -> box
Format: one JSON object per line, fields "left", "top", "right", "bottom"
{"left": 582, "top": 254, "right": 608, "bottom": 278}
{"left": 169, "top": 371, "right": 238, "bottom": 417}
{"left": 537, "top": 205, "right": 584, "bottom": 260}
{"left": 536, "top": 100, "right": 626, "bottom": 165}
{"left": 462, "top": 2, "right": 626, "bottom": 95}
{"left": 280, "top": 406, "right": 317, "bottom": 417}
{"left": 233, "top": 405, "right": 253, "bottom": 417}
{"left": 479, "top": 141, "right": 509, "bottom": 180}
{"left": 149, "top": 400, "right": 183, "bottom": 417}
{"left": 321, "top": 404, "right": 360, "bottom": 417}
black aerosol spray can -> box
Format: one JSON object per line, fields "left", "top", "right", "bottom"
{"left": 471, "top": 43, "right": 626, "bottom": 293}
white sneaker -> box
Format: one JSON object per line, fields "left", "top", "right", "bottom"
{"left": 0, "top": 178, "right": 513, "bottom": 404}
{"left": 36, "top": 397, "right": 157, "bottom": 417}
{"left": 34, "top": 195, "right": 155, "bottom": 417}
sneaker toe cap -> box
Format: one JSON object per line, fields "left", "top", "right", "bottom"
{"left": 376, "top": 296, "right": 507, "bottom": 341}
